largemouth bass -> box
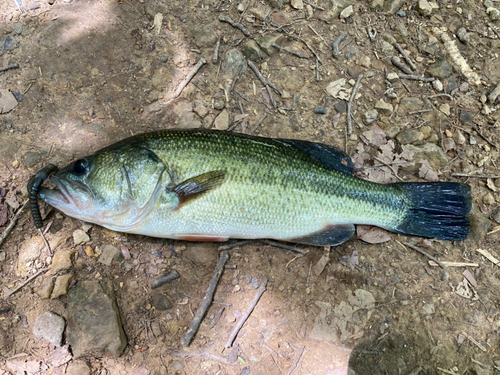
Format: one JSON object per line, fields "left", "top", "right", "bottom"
{"left": 38, "top": 129, "right": 471, "bottom": 246}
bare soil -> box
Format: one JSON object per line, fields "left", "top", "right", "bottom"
{"left": 1, "top": 0, "right": 500, "bottom": 374}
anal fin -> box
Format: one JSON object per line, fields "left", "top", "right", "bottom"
{"left": 173, "top": 234, "right": 230, "bottom": 242}
{"left": 290, "top": 224, "right": 355, "bottom": 246}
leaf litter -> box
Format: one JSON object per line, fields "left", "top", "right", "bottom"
{"left": 353, "top": 125, "right": 439, "bottom": 184}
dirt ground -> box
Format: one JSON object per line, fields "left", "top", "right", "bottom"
{"left": 1, "top": 0, "right": 500, "bottom": 374}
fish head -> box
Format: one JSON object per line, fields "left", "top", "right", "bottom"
{"left": 39, "top": 145, "right": 168, "bottom": 231}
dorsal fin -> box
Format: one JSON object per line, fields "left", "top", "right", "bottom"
{"left": 275, "top": 138, "right": 354, "bottom": 175}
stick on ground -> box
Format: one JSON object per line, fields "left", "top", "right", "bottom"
{"left": 219, "top": 15, "right": 250, "bottom": 37}
{"left": 286, "top": 345, "right": 306, "bottom": 375}
{"left": 173, "top": 58, "right": 207, "bottom": 99}
{"left": 391, "top": 56, "right": 412, "bottom": 74}
{"left": 181, "top": 251, "right": 229, "bottom": 347}
{"left": 165, "top": 349, "right": 236, "bottom": 366}
{"left": 213, "top": 35, "right": 222, "bottom": 64}
{"left": 0, "top": 201, "right": 28, "bottom": 248}
{"left": 225, "top": 277, "right": 268, "bottom": 348}
{"left": 272, "top": 43, "right": 309, "bottom": 59}
{"left": 347, "top": 74, "right": 363, "bottom": 135}
{"left": 0, "top": 63, "right": 20, "bottom": 73}
{"left": 398, "top": 74, "right": 435, "bottom": 82}
{"left": 5, "top": 267, "right": 50, "bottom": 297}
{"left": 404, "top": 242, "right": 446, "bottom": 270}
{"left": 395, "top": 43, "right": 417, "bottom": 71}
{"left": 332, "top": 31, "right": 348, "bottom": 58}
{"left": 249, "top": 113, "right": 268, "bottom": 135}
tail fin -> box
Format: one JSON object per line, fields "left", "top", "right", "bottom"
{"left": 393, "top": 182, "right": 471, "bottom": 240}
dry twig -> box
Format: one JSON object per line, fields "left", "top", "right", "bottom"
{"left": 225, "top": 277, "right": 268, "bottom": 348}
{"left": 247, "top": 60, "right": 281, "bottom": 95}
{"left": 0, "top": 201, "right": 28, "bottom": 248}
{"left": 303, "top": 0, "right": 324, "bottom": 10}
{"left": 332, "top": 31, "right": 348, "bottom": 58}
{"left": 395, "top": 43, "right": 417, "bottom": 71}
{"left": 165, "top": 349, "right": 236, "bottom": 366}
{"left": 366, "top": 26, "right": 376, "bottom": 42}
{"left": 391, "top": 56, "right": 412, "bottom": 74}
{"left": 181, "top": 251, "right": 229, "bottom": 347}
{"left": 5, "top": 267, "right": 50, "bottom": 297}
{"left": 272, "top": 43, "right": 309, "bottom": 59}
{"left": 347, "top": 74, "right": 363, "bottom": 135}
{"left": 212, "top": 35, "right": 222, "bottom": 64}
{"left": 398, "top": 74, "right": 435, "bottom": 82}
{"left": 249, "top": 113, "right": 268, "bottom": 135}
{"left": 404, "top": 242, "right": 446, "bottom": 270}
{"left": 286, "top": 345, "right": 306, "bottom": 375}
{"left": 173, "top": 58, "right": 207, "bottom": 99}
{"left": 0, "top": 63, "right": 19, "bottom": 73}
{"left": 219, "top": 15, "right": 250, "bottom": 36}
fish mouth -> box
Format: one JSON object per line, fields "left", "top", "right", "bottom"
{"left": 39, "top": 175, "right": 91, "bottom": 212}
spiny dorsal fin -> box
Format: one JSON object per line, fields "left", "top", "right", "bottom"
{"left": 275, "top": 139, "right": 354, "bottom": 175}
{"left": 167, "top": 170, "right": 226, "bottom": 208}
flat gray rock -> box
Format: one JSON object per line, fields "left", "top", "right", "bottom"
{"left": 0, "top": 89, "right": 18, "bottom": 114}
{"left": 33, "top": 311, "right": 66, "bottom": 346}
{"left": 67, "top": 280, "right": 127, "bottom": 358}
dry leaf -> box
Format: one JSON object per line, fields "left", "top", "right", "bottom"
{"left": 6, "top": 360, "right": 41, "bottom": 375}
{"left": 0, "top": 201, "right": 8, "bottom": 227}
{"left": 332, "top": 112, "right": 341, "bottom": 128}
{"left": 357, "top": 225, "right": 391, "bottom": 244}
{"left": 486, "top": 178, "right": 497, "bottom": 192}
{"left": 51, "top": 345, "right": 72, "bottom": 367}
{"left": 325, "top": 78, "right": 352, "bottom": 100}
{"left": 462, "top": 269, "right": 478, "bottom": 289}
{"left": 234, "top": 113, "right": 250, "bottom": 122}
{"left": 362, "top": 125, "right": 387, "bottom": 147}
{"left": 419, "top": 160, "right": 439, "bottom": 181}
{"left": 352, "top": 143, "right": 371, "bottom": 167}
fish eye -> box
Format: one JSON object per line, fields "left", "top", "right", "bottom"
{"left": 72, "top": 159, "right": 88, "bottom": 176}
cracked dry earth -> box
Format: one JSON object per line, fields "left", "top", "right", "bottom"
{"left": 1, "top": 0, "right": 500, "bottom": 374}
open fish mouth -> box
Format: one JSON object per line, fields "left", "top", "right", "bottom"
{"left": 39, "top": 175, "right": 91, "bottom": 212}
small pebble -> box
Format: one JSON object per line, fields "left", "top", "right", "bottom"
{"left": 483, "top": 193, "right": 496, "bottom": 205}
{"left": 340, "top": 5, "right": 354, "bottom": 19}
{"left": 387, "top": 72, "right": 399, "bottom": 82}
{"left": 396, "top": 10, "right": 406, "bottom": 17}
{"left": 73, "top": 229, "right": 90, "bottom": 245}
{"left": 150, "top": 249, "right": 164, "bottom": 258}
{"left": 13, "top": 24, "right": 23, "bottom": 34}
{"left": 151, "top": 293, "right": 173, "bottom": 310}
{"left": 432, "top": 79, "right": 443, "bottom": 92}
{"left": 251, "top": 277, "right": 260, "bottom": 289}
{"left": 456, "top": 27, "right": 470, "bottom": 44}
{"left": 245, "top": 274, "right": 252, "bottom": 284}
{"left": 12, "top": 91, "right": 23, "bottom": 102}
{"left": 363, "top": 109, "right": 378, "bottom": 125}
{"left": 160, "top": 55, "right": 168, "bottom": 63}
{"left": 315, "top": 106, "right": 327, "bottom": 114}
{"left": 487, "top": 7, "right": 500, "bottom": 21}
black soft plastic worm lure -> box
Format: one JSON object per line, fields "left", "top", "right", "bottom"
{"left": 27, "top": 164, "right": 58, "bottom": 228}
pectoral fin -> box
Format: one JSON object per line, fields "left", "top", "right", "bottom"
{"left": 167, "top": 170, "right": 226, "bottom": 208}
{"left": 290, "top": 224, "right": 355, "bottom": 246}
